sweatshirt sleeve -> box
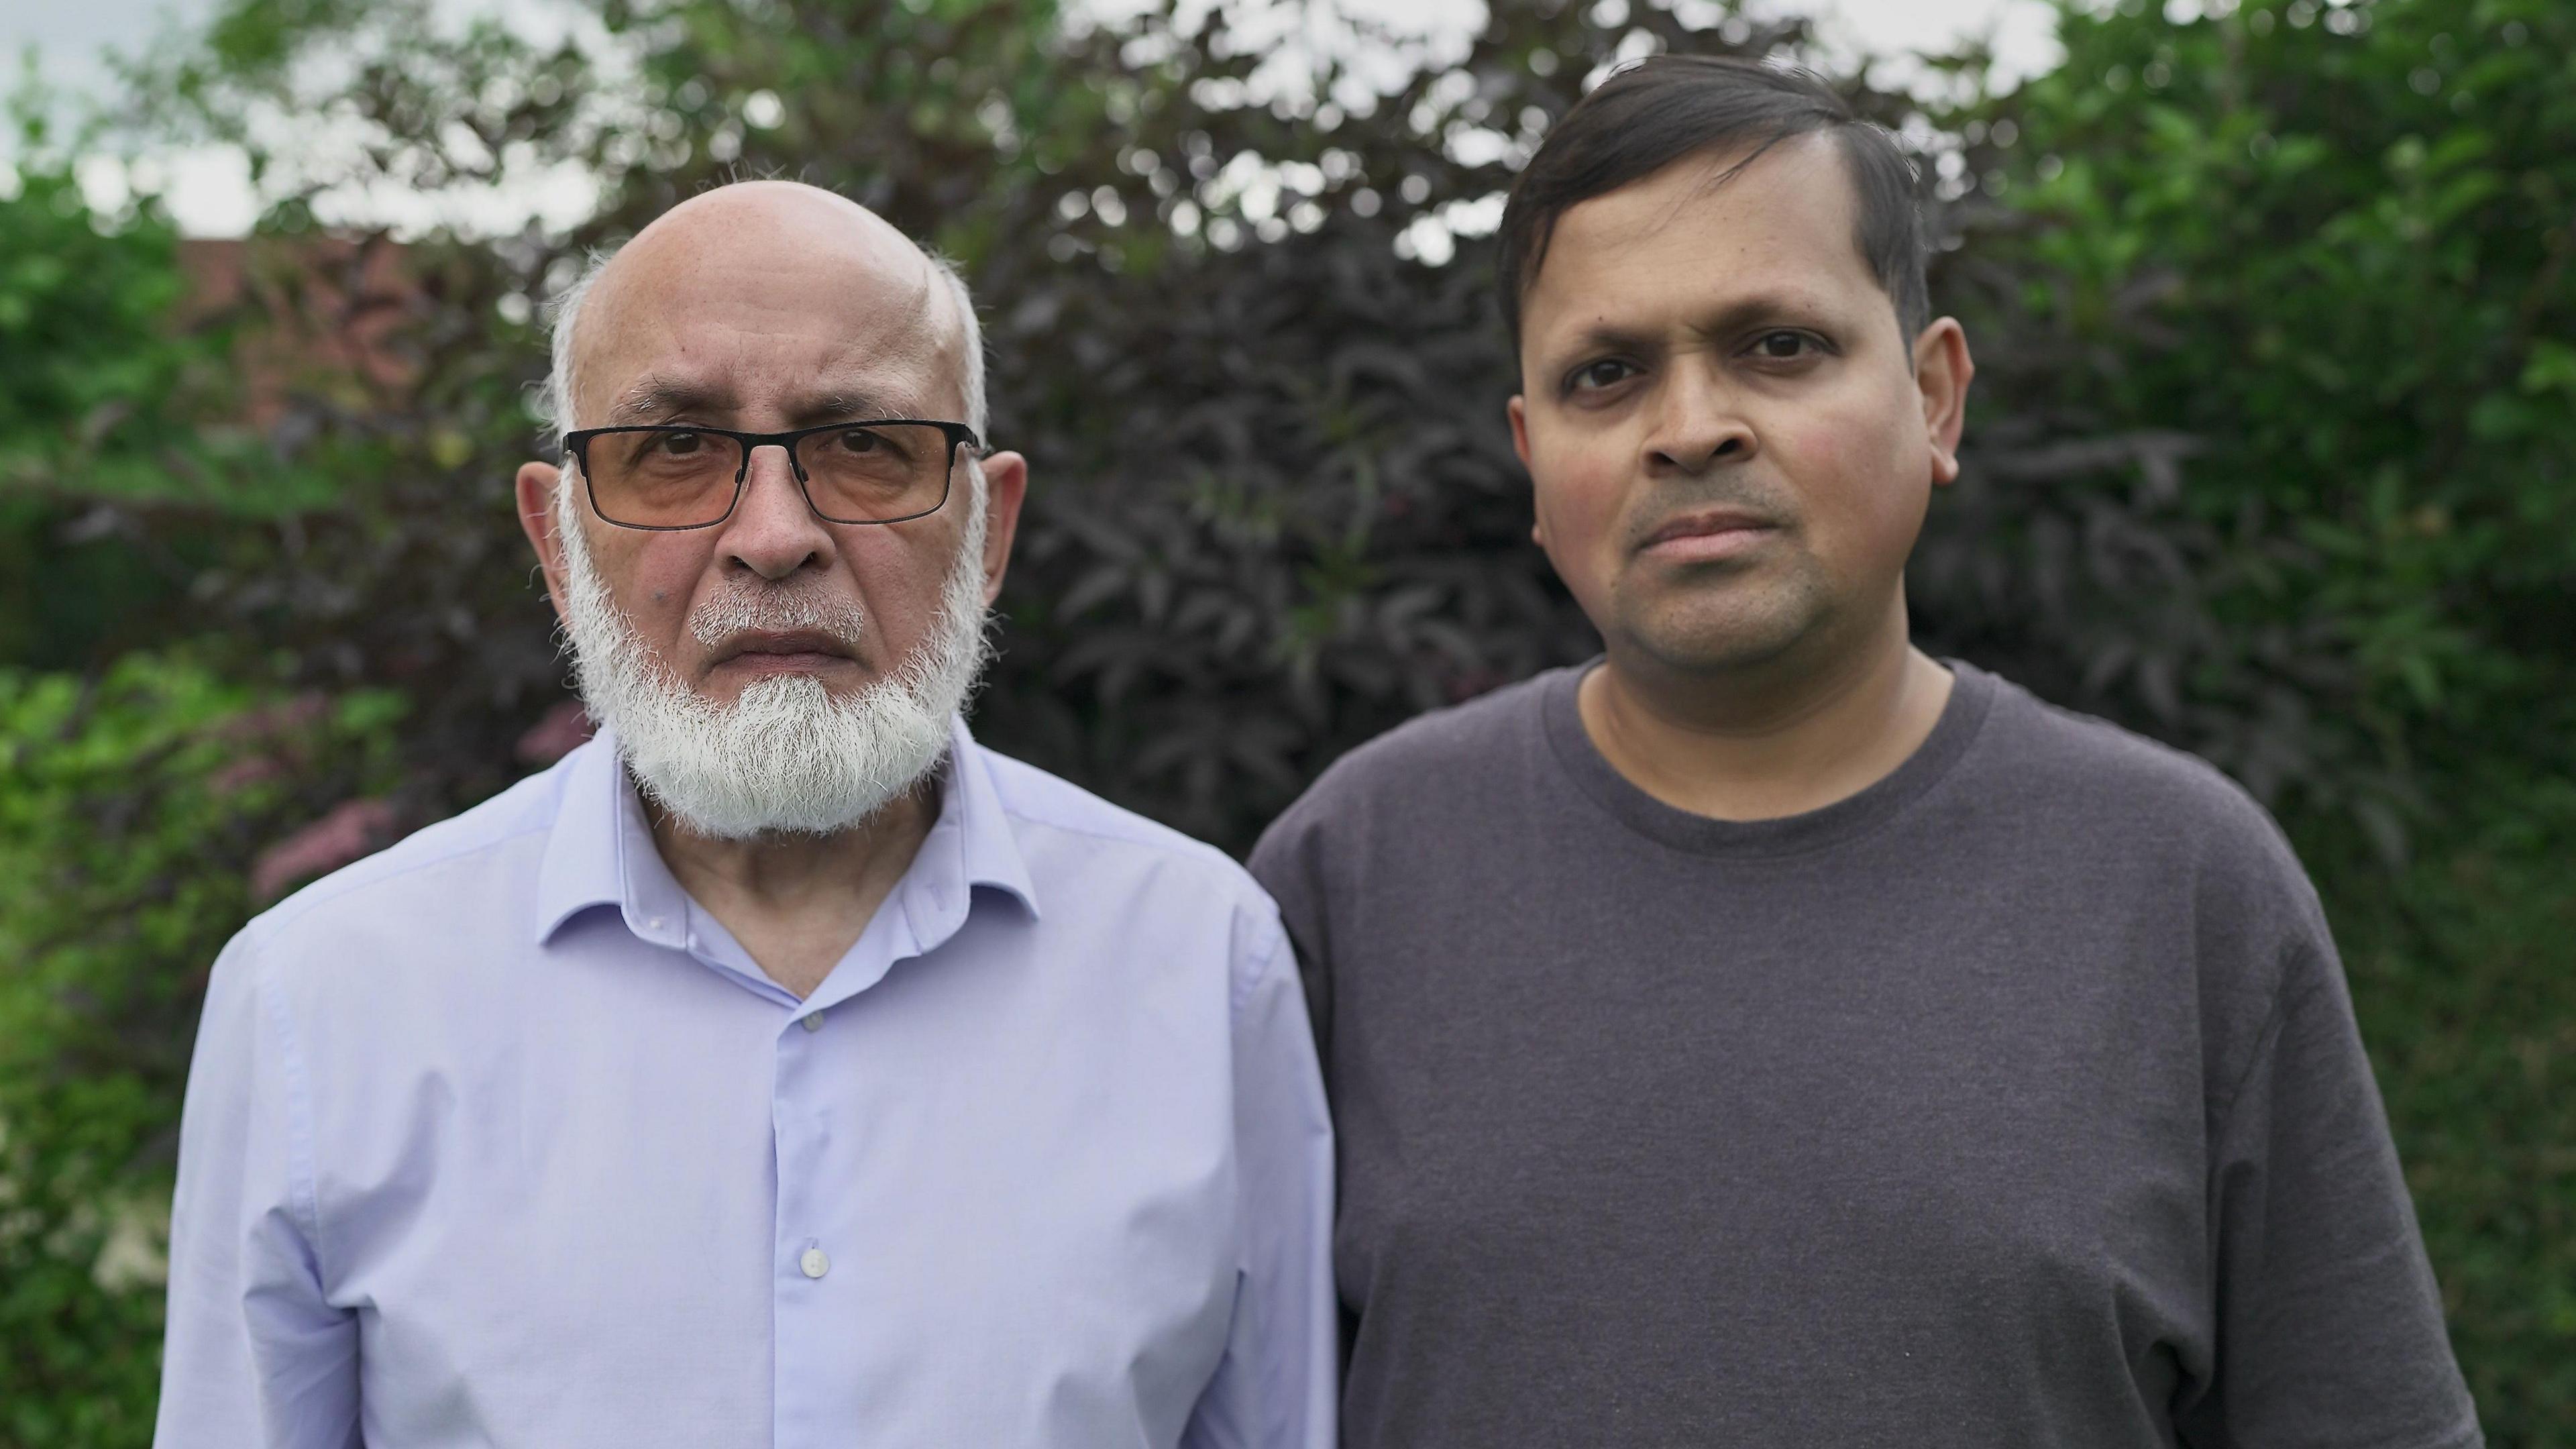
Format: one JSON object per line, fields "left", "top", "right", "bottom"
{"left": 2177, "top": 928, "right": 2481, "bottom": 1449}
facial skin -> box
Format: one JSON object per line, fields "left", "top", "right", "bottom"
{"left": 515, "top": 182, "right": 1026, "bottom": 716}
{"left": 1509, "top": 134, "right": 1971, "bottom": 698}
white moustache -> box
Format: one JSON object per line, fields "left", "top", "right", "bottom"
{"left": 688, "top": 587, "right": 869, "bottom": 650}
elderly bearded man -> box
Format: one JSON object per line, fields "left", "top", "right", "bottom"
{"left": 154, "top": 182, "right": 1334, "bottom": 1449}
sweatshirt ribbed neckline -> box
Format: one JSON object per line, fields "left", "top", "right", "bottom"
{"left": 1538, "top": 656, "right": 1998, "bottom": 860}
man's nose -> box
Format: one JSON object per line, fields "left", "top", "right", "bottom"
{"left": 1642, "top": 362, "right": 1756, "bottom": 476}
{"left": 718, "top": 443, "right": 831, "bottom": 581}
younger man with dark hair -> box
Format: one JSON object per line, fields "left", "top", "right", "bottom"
{"left": 1250, "top": 55, "right": 2477, "bottom": 1447}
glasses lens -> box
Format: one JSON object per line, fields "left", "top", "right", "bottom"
{"left": 794, "top": 423, "right": 953, "bottom": 523}
{"left": 588, "top": 429, "right": 745, "bottom": 527}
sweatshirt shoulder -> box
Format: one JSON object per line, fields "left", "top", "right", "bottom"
{"left": 1285, "top": 670, "right": 1556, "bottom": 818}
{"left": 1249, "top": 667, "right": 1560, "bottom": 902}
{"left": 1987, "top": 675, "right": 2268, "bottom": 818}
{"left": 1972, "top": 668, "right": 2312, "bottom": 897}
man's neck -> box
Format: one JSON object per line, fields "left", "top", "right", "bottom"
{"left": 1578, "top": 603, "right": 1953, "bottom": 823}
{"left": 645, "top": 781, "right": 938, "bottom": 1000}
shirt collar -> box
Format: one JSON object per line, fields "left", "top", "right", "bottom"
{"left": 928, "top": 714, "right": 1043, "bottom": 922}
{"left": 531, "top": 715, "right": 1038, "bottom": 949}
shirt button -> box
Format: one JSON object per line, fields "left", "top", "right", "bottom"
{"left": 800, "top": 1011, "right": 824, "bottom": 1032}
{"left": 799, "top": 1246, "right": 830, "bottom": 1279}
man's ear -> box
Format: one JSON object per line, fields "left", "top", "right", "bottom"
{"left": 1913, "top": 318, "right": 1974, "bottom": 486}
{"left": 1507, "top": 394, "right": 1547, "bottom": 548}
{"left": 971, "top": 450, "right": 1030, "bottom": 606}
{"left": 516, "top": 461, "right": 572, "bottom": 623}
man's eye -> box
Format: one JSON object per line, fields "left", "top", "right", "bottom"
{"left": 653, "top": 431, "right": 705, "bottom": 455}
{"left": 1752, "top": 331, "right": 1817, "bottom": 360}
{"left": 834, "top": 429, "right": 883, "bottom": 453}
{"left": 1568, "top": 360, "right": 1636, "bottom": 393}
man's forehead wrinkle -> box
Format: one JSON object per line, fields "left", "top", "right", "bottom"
{"left": 871, "top": 257, "right": 970, "bottom": 404}
{"left": 605, "top": 373, "right": 735, "bottom": 423}
{"left": 1643, "top": 145, "right": 1772, "bottom": 255}
{"left": 574, "top": 182, "right": 971, "bottom": 425}
{"left": 811, "top": 272, "right": 970, "bottom": 423}
{"left": 786, "top": 382, "right": 910, "bottom": 423}
{"left": 570, "top": 242, "right": 702, "bottom": 425}
{"left": 580, "top": 278, "right": 932, "bottom": 422}
{"left": 909, "top": 252, "right": 974, "bottom": 366}
{"left": 810, "top": 326, "right": 946, "bottom": 418}
{"left": 596, "top": 366, "right": 924, "bottom": 427}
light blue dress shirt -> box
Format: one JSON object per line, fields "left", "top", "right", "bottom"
{"left": 156, "top": 719, "right": 1336, "bottom": 1448}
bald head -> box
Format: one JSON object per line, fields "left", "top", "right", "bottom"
{"left": 541, "top": 181, "right": 985, "bottom": 447}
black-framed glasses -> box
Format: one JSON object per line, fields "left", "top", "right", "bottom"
{"left": 561, "top": 420, "right": 982, "bottom": 530}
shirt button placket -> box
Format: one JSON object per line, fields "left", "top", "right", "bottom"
{"left": 773, "top": 1019, "right": 838, "bottom": 1448}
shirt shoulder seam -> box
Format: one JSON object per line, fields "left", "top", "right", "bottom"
{"left": 257, "top": 818, "right": 558, "bottom": 937}
{"left": 998, "top": 802, "right": 1240, "bottom": 875}
{"left": 2207, "top": 937, "right": 2330, "bottom": 1128}
{"left": 1230, "top": 903, "right": 1291, "bottom": 1016}
{"left": 241, "top": 936, "right": 331, "bottom": 1281}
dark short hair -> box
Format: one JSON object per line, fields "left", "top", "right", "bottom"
{"left": 1496, "top": 56, "right": 1929, "bottom": 352}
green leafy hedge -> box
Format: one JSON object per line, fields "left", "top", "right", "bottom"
{"left": 0, "top": 658, "right": 401, "bottom": 1446}
{"left": 2306, "top": 769, "right": 2576, "bottom": 1437}
{"left": 1938, "top": 0, "right": 2575, "bottom": 849}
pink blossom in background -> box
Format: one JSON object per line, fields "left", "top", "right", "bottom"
{"left": 250, "top": 798, "right": 398, "bottom": 903}
{"left": 207, "top": 755, "right": 288, "bottom": 795}
{"left": 516, "top": 700, "right": 594, "bottom": 767}
{"left": 213, "top": 692, "right": 331, "bottom": 745}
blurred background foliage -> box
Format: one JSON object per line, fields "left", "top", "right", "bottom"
{"left": 0, "top": 0, "right": 2565, "bottom": 1441}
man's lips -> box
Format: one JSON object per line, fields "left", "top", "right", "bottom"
{"left": 708, "top": 630, "right": 857, "bottom": 672}
{"left": 1638, "top": 508, "right": 1781, "bottom": 561}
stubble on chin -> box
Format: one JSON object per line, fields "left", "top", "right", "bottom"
{"left": 1609, "top": 548, "right": 1835, "bottom": 680}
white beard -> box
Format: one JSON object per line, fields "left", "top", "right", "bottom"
{"left": 555, "top": 472, "right": 994, "bottom": 840}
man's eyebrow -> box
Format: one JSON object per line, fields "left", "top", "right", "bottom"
{"left": 604, "top": 377, "right": 731, "bottom": 424}
{"left": 1550, "top": 293, "right": 1846, "bottom": 363}
{"left": 1558, "top": 321, "right": 1663, "bottom": 362}
{"left": 788, "top": 388, "right": 903, "bottom": 425}
{"left": 601, "top": 379, "right": 913, "bottom": 429}
{"left": 1684, "top": 292, "right": 1843, "bottom": 336}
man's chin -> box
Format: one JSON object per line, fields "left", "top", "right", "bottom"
{"left": 625, "top": 737, "right": 941, "bottom": 843}
{"left": 1614, "top": 594, "right": 1823, "bottom": 680}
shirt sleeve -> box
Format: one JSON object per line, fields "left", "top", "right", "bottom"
{"left": 1244, "top": 806, "right": 1334, "bottom": 1068}
{"left": 1181, "top": 908, "right": 1338, "bottom": 1449}
{"left": 2177, "top": 934, "right": 2482, "bottom": 1449}
{"left": 156, "top": 931, "right": 362, "bottom": 1449}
